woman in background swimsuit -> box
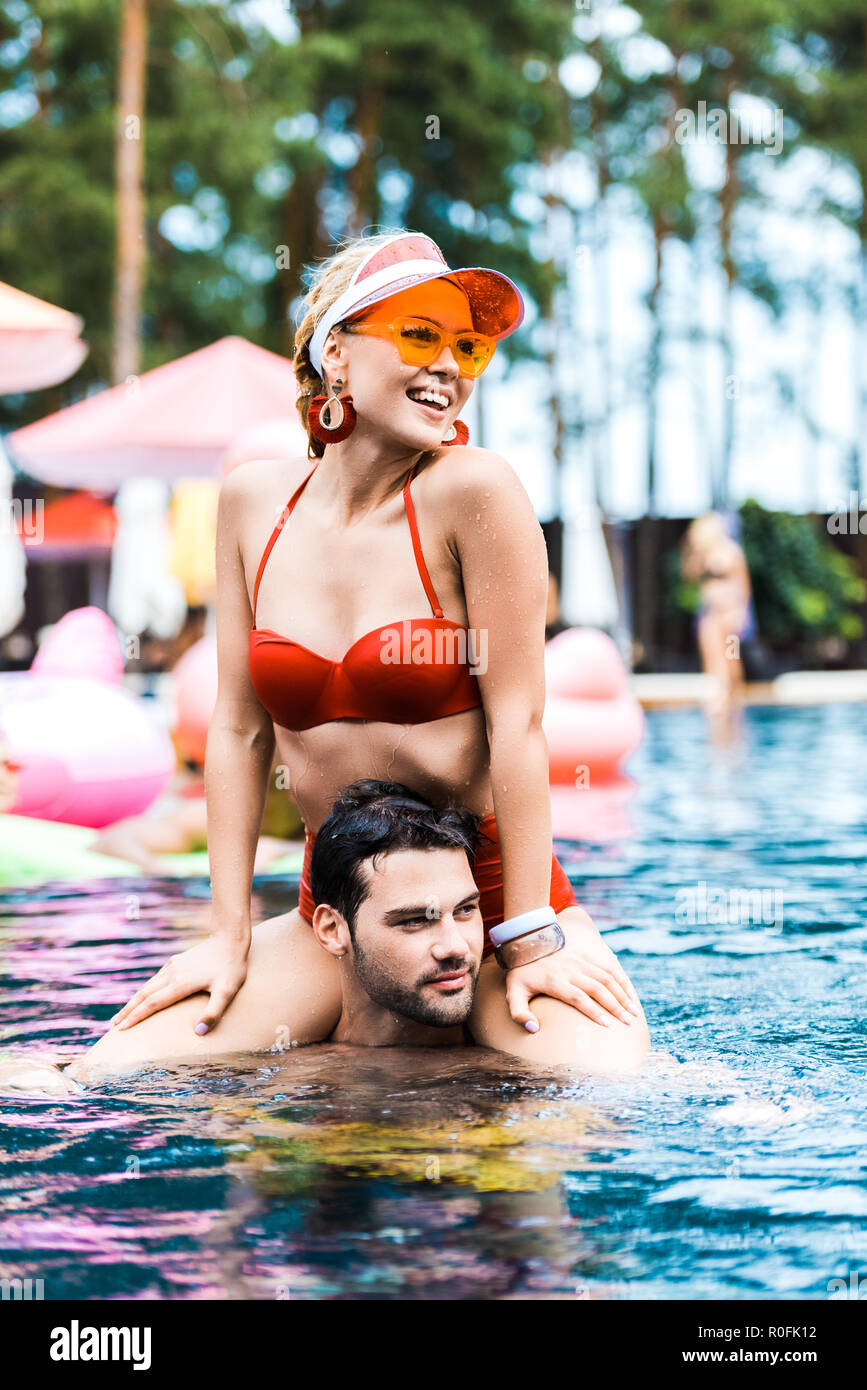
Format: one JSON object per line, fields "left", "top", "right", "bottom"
{"left": 111, "top": 231, "right": 649, "bottom": 1071}
{"left": 681, "top": 512, "right": 753, "bottom": 715}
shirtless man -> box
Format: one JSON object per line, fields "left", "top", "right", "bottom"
{"left": 65, "top": 783, "right": 485, "bottom": 1082}
{"left": 0, "top": 782, "right": 648, "bottom": 1092}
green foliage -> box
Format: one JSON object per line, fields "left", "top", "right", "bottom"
{"left": 0, "top": 0, "right": 577, "bottom": 423}
{"left": 5, "top": 0, "right": 867, "bottom": 531}
{"left": 738, "top": 499, "right": 866, "bottom": 646}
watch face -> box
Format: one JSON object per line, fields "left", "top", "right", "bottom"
{"left": 495, "top": 922, "right": 565, "bottom": 971}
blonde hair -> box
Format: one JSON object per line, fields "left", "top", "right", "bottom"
{"left": 681, "top": 512, "right": 732, "bottom": 581}
{"left": 293, "top": 228, "right": 418, "bottom": 459}
{"left": 683, "top": 512, "right": 729, "bottom": 555}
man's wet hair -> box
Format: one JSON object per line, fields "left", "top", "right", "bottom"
{"left": 309, "top": 779, "right": 481, "bottom": 934}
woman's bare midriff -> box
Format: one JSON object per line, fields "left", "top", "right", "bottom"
{"left": 271, "top": 704, "right": 494, "bottom": 831}
{"left": 700, "top": 573, "right": 748, "bottom": 612}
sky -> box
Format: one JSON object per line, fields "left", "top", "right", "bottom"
{"left": 479, "top": 26, "right": 865, "bottom": 524}
{"left": 479, "top": 193, "right": 862, "bottom": 524}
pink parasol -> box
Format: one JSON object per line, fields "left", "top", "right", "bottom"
{"left": 0, "top": 281, "right": 88, "bottom": 393}
{"left": 7, "top": 336, "right": 306, "bottom": 488}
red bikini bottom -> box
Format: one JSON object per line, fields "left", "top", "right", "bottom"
{"left": 297, "top": 812, "right": 578, "bottom": 958}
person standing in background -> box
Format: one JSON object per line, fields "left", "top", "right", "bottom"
{"left": 681, "top": 513, "right": 753, "bottom": 717}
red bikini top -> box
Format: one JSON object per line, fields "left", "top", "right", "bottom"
{"left": 248, "top": 462, "right": 482, "bottom": 731}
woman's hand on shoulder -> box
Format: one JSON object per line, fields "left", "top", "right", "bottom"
{"left": 504, "top": 919, "right": 642, "bottom": 1032}
{"left": 109, "top": 931, "right": 251, "bottom": 1035}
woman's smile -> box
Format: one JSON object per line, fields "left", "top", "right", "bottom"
{"left": 406, "top": 392, "right": 451, "bottom": 420}
{"left": 406, "top": 385, "right": 451, "bottom": 412}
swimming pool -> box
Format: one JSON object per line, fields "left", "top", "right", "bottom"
{"left": 1, "top": 704, "right": 865, "bottom": 1300}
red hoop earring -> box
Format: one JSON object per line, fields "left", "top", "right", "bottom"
{"left": 309, "top": 379, "right": 357, "bottom": 443}
{"left": 441, "top": 419, "right": 469, "bottom": 447}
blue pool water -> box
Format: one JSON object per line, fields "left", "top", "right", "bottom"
{"left": 1, "top": 704, "right": 865, "bottom": 1300}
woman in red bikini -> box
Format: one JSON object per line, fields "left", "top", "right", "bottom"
{"left": 114, "top": 231, "right": 650, "bottom": 1069}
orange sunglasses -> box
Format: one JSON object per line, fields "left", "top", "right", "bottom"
{"left": 342, "top": 315, "right": 497, "bottom": 378}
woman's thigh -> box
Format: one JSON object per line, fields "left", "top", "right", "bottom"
{"left": 76, "top": 907, "right": 342, "bottom": 1077}
{"left": 697, "top": 612, "right": 727, "bottom": 677}
{"left": 467, "top": 906, "right": 651, "bottom": 1073}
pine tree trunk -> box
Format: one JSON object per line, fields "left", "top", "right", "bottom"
{"left": 347, "top": 64, "right": 383, "bottom": 234}
{"left": 592, "top": 189, "right": 613, "bottom": 514}
{"left": 277, "top": 0, "right": 328, "bottom": 357}
{"left": 859, "top": 225, "right": 867, "bottom": 498}
{"left": 717, "top": 73, "right": 740, "bottom": 510}
{"left": 113, "top": 0, "right": 147, "bottom": 385}
{"left": 280, "top": 167, "right": 322, "bottom": 355}
{"left": 646, "top": 218, "right": 664, "bottom": 516}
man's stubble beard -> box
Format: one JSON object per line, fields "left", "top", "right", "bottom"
{"left": 351, "top": 941, "right": 478, "bottom": 1028}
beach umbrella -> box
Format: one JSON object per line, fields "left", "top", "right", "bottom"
{"left": 221, "top": 414, "right": 307, "bottom": 477}
{"left": 559, "top": 502, "right": 620, "bottom": 631}
{"left": 0, "top": 282, "right": 88, "bottom": 636}
{"left": 0, "top": 281, "right": 88, "bottom": 394}
{"left": 6, "top": 336, "right": 304, "bottom": 489}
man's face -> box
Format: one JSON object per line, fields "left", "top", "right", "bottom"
{"left": 348, "top": 848, "right": 483, "bottom": 1028}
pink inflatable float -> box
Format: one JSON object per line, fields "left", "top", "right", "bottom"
{"left": 549, "top": 778, "right": 637, "bottom": 843}
{"left": 31, "top": 605, "right": 125, "bottom": 684}
{"left": 1, "top": 673, "right": 174, "bottom": 827}
{"left": 542, "top": 628, "right": 643, "bottom": 784}
{"left": 173, "top": 633, "right": 217, "bottom": 765}
{"left": 0, "top": 607, "right": 174, "bottom": 828}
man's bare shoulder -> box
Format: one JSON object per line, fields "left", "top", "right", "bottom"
{"left": 68, "top": 914, "right": 310, "bottom": 1082}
